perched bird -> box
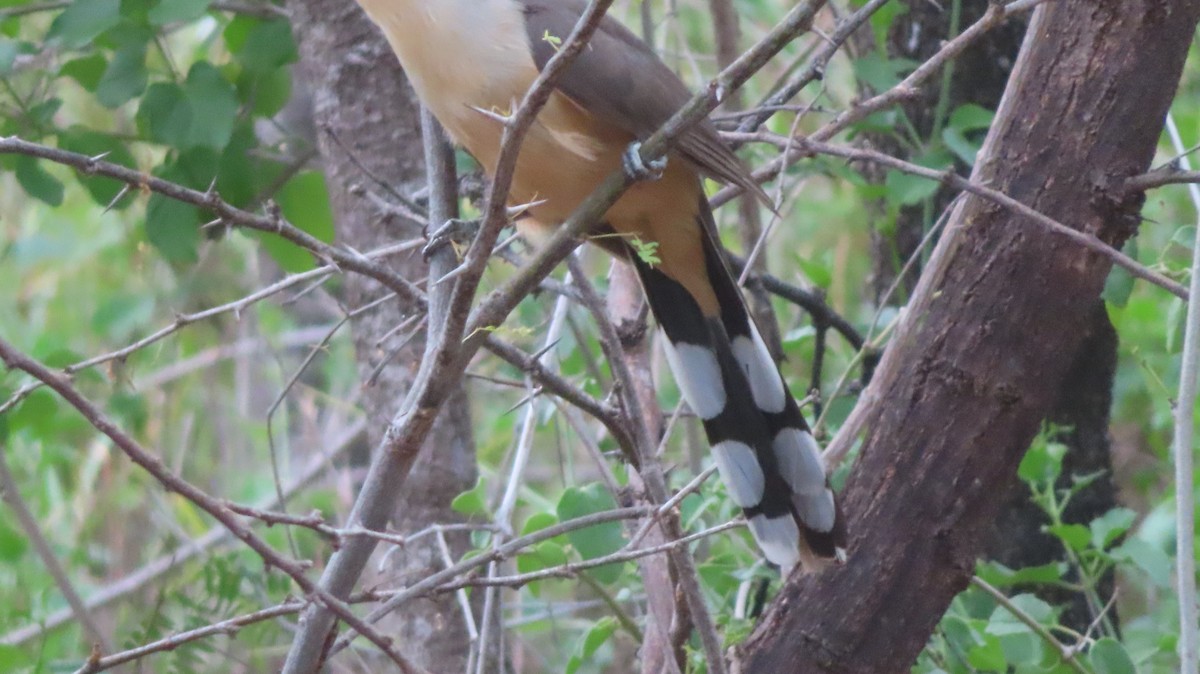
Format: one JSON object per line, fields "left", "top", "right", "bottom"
{"left": 355, "top": 0, "right": 845, "bottom": 571}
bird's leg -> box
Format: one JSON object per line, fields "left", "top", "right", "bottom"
{"left": 622, "top": 141, "right": 668, "bottom": 182}
{"left": 422, "top": 217, "right": 481, "bottom": 260}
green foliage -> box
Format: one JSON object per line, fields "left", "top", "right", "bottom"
{"left": 557, "top": 484, "right": 628, "bottom": 584}
{"left": 0, "top": 0, "right": 1197, "bottom": 672}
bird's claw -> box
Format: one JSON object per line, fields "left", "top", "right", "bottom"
{"left": 622, "top": 141, "right": 667, "bottom": 182}
{"left": 423, "top": 218, "right": 480, "bottom": 260}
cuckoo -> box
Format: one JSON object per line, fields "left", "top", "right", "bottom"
{"left": 355, "top": 0, "right": 846, "bottom": 571}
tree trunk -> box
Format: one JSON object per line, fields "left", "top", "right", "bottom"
{"left": 867, "top": 1, "right": 1119, "bottom": 633}
{"left": 865, "top": 1, "right": 1026, "bottom": 302}
{"left": 739, "top": 1, "right": 1200, "bottom": 670}
{"left": 289, "top": 3, "right": 478, "bottom": 671}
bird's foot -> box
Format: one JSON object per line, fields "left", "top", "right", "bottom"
{"left": 423, "top": 217, "right": 480, "bottom": 260}
{"left": 622, "top": 141, "right": 668, "bottom": 182}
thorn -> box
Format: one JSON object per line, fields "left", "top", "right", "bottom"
{"left": 503, "top": 386, "right": 543, "bottom": 416}
{"left": 529, "top": 338, "right": 561, "bottom": 363}
{"left": 467, "top": 104, "right": 509, "bottom": 124}
{"left": 103, "top": 184, "right": 132, "bottom": 214}
{"left": 434, "top": 261, "right": 471, "bottom": 287}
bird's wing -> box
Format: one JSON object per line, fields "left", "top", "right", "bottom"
{"left": 518, "top": 0, "right": 767, "bottom": 202}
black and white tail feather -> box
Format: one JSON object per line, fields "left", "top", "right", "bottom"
{"left": 630, "top": 200, "right": 846, "bottom": 573}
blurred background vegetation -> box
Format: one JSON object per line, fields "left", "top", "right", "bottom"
{"left": 0, "top": 0, "right": 1197, "bottom": 672}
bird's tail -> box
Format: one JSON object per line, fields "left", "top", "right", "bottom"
{"left": 628, "top": 201, "right": 845, "bottom": 571}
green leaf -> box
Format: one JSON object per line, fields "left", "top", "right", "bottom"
{"left": 230, "top": 18, "right": 297, "bottom": 75}
{"left": 1089, "top": 507, "right": 1135, "bottom": 550}
{"left": 977, "top": 561, "right": 1064, "bottom": 587}
{"left": 136, "top": 65, "right": 238, "bottom": 150}
{"left": 1088, "top": 638, "right": 1135, "bottom": 674}
{"left": 15, "top": 155, "right": 64, "bottom": 206}
{"left": 521, "top": 511, "right": 559, "bottom": 537}
{"left": 986, "top": 594, "right": 1053, "bottom": 636}
{"left": 215, "top": 123, "right": 259, "bottom": 206}
{"left": 1018, "top": 439, "right": 1067, "bottom": 484}
{"left": 450, "top": 478, "right": 489, "bottom": 517}
{"left": 257, "top": 171, "right": 334, "bottom": 272}
{"left": 243, "top": 64, "right": 293, "bottom": 117}
{"left": 796, "top": 255, "right": 832, "bottom": 289}
{"left": 852, "top": 53, "right": 918, "bottom": 93}
{"left": 966, "top": 633, "right": 1007, "bottom": 671}
{"left": 1102, "top": 239, "right": 1137, "bottom": 307}
{"left": 137, "top": 82, "right": 193, "bottom": 147}
{"left": 48, "top": 0, "right": 122, "bottom": 48}
{"left": 27, "top": 98, "right": 62, "bottom": 129}
{"left": 942, "top": 127, "right": 981, "bottom": 165}
{"left": 0, "top": 644, "right": 31, "bottom": 671}
{"left": 556, "top": 484, "right": 626, "bottom": 584}
{"left": 1113, "top": 537, "right": 1172, "bottom": 588}
{"left": 884, "top": 169, "right": 938, "bottom": 207}
{"left": 1046, "top": 523, "right": 1091, "bottom": 552}
{"left": 948, "top": 104, "right": 996, "bottom": 132}
{"left": 515, "top": 540, "right": 569, "bottom": 591}
{"left": 565, "top": 617, "right": 618, "bottom": 674}
{"left": 96, "top": 44, "right": 147, "bottom": 108}
{"left": 10, "top": 389, "right": 59, "bottom": 438}
{"left": 144, "top": 162, "right": 202, "bottom": 262}
{"left": 148, "top": 0, "right": 211, "bottom": 25}
{"left": 59, "top": 54, "right": 108, "bottom": 91}
{"left": 183, "top": 62, "right": 238, "bottom": 149}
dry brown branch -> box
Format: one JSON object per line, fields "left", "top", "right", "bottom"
{"left": 0, "top": 341, "right": 426, "bottom": 673}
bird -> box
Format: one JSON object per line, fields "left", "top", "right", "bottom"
{"left": 353, "top": 0, "right": 845, "bottom": 572}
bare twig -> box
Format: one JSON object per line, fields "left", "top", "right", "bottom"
{"left": 0, "top": 341, "right": 424, "bottom": 673}
{"left": 727, "top": 132, "right": 1188, "bottom": 300}
{"left": 437, "top": 520, "right": 744, "bottom": 592}
{"left": 1165, "top": 113, "right": 1200, "bottom": 674}
{"left": 0, "top": 420, "right": 363, "bottom": 647}
{"left": 329, "top": 506, "right": 653, "bottom": 656}
{"left": 0, "top": 137, "right": 425, "bottom": 308}
{"left": 0, "top": 238, "right": 422, "bottom": 416}
{"left": 569, "top": 261, "right": 729, "bottom": 674}
{"left": 1123, "top": 167, "right": 1200, "bottom": 193}
{"left": 293, "top": 0, "right": 832, "bottom": 661}
{"left": 732, "top": 0, "right": 893, "bottom": 136}
{"left": 712, "top": 0, "right": 1054, "bottom": 209}
{"left": 72, "top": 602, "right": 306, "bottom": 674}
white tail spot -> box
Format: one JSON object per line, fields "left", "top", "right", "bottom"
{"left": 662, "top": 340, "right": 725, "bottom": 420}
{"left": 748, "top": 514, "right": 801, "bottom": 571}
{"left": 711, "top": 440, "right": 765, "bottom": 508}
{"left": 729, "top": 323, "right": 786, "bottom": 413}
{"left": 773, "top": 428, "right": 827, "bottom": 494}
{"left": 793, "top": 488, "right": 837, "bottom": 533}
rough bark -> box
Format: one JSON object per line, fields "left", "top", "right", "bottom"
{"left": 866, "top": 1, "right": 1119, "bottom": 632}
{"left": 289, "top": 3, "right": 478, "bottom": 671}
{"left": 739, "top": 1, "right": 1200, "bottom": 671}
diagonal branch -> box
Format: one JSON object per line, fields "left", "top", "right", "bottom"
{"left": 0, "top": 340, "right": 427, "bottom": 674}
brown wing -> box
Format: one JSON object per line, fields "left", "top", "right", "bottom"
{"left": 519, "top": 0, "right": 766, "bottom": 202}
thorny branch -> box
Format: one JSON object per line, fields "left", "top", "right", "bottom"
{"left": 10, "top": 0, "right": 1189, "bottom": 669}
{"left": 0, "top": 340, "right": 428, "bottom": 674}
